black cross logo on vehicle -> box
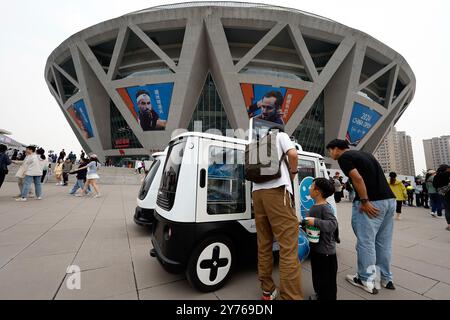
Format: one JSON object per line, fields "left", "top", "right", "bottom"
{"left": 199, "top": 246, "right": 229, "bottom": 282}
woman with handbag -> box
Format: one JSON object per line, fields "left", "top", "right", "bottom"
{"left": 0, "top": 144, "right": 12, "bottom": 190}
{"left": 14, "top": 154, "right": 34, "bottom": 198}
{"left": 12, "top": 146, "right": 43, "bottom": 201}
{"left": 433, "top": 164, "right": 450, "bottom": 230}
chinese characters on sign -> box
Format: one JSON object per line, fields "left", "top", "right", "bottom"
{"left": 117, "top": 83, "right": 174, "bottom": 131}
{"left": 346, "top": 102, "right": 382, "bottom": 146}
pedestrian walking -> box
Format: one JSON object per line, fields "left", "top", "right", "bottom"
{"left": 387, "top": 172, "right": 407, "bottom": 220}
{"left": 0, "top": 144, "right": 12, "bottom": 190}
{"left": 339, "top": 176, "right": 345, "bottom": 199}
{"left": 58, "top": 149, "right": 66, "bottom": 162}
{"left": 426, "top": 170, "right": 442, "bottom": 218}
{"left": 67, "top": 151, "right": 75, "bottom": 163}
{"left": 13, "top": 146, "right": 43, "bottom": 201}
{"left": 54, "top": 159, "right": 64, "bottom": 185}
{"left": 135, "top": 160, "right": 143, "bottom": 174}
{"left": 433, "top": 164, "right": 450, "bottom": 231}
{"left": 37, "top": 148, "right": 49, "bottom": 184}
{"left": 422, "top": 179, "right": 430, "bottom": 209}
{"left": 14, "top": 152, "right": 35, "bottom": 198}
{"left": 332, "top": 172, "right": 343, "bottom": 203}
{"left": 326, "top": 139, "right": 396, "bottom": 294}
{"left": 62, "top": 158, "right": 73, "bottom": 186}
{"left": 345, "top": 180, "right": 355, "bottom": 202}
{"left": 11, "top": 149, "right": 18, "bottom": 161}
{"left": 406, "top": 182, "right": 414, "bottom": 206}
{"left": 414, "top": 180, "right": 423, "bottom": 207}
{"left": 72, "top": 154, "right": 101, "bottom": 198}
{"left": 69, "top": 159, "right": 91, "bottom": 195}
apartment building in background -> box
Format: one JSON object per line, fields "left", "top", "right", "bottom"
{"left": 423, "top": 136, "right": 450, "bottom": 170}
{"left": 374, "top": 127, "right": 416, "bottom": 176}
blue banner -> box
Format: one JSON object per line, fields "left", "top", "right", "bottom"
{"left": 68, "top": 100, "right": 94, "bottom": 139}
{"left": 346, "top": 102, "right": 382, "bottom": 146}
{"left": 119, "top": 83, "right": 174, "bottom": 131}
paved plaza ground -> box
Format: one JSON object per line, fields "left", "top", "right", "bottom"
{"left": 0, "top": 181, "right": 449, "bottom": 300}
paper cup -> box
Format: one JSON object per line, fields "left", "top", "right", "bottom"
{"left": 305, "top": 224, "right": 320, "bottom": 244}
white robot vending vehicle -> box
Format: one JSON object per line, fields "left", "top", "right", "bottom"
{"left": 134, "top": 151, "right": 166, "bottom": 227}
{"left": 150, "top": 120, "right": 336, "bottom": 292}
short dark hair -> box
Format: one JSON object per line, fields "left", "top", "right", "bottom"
{"left": 37, "top": 148, "right": 46, "bottom": 160}
{"left": 436, "top": 164, "right": 450, "bottom": 174}
{"left": 26, "top": 145, "right": 36, "bottom": 152}
{"left": 263, "top": 91, "right": 284, "bottom": 109}
{"left": 313, "top": 178, "right": 335, "bottom": 199}
{"left": 326, "top": 139, "right": 350, "bottom": 150}
{"left": 0, "top": 144, "right": 7, "bottom": 153}
{"left": 389, "top": 172, "right": 397, "bottom": 178}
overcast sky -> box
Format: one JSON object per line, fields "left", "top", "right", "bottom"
{"left": 1, "top": 0, "right": 449, "bottom": 174}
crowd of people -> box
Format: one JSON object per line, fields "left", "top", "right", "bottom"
{"left": 385, "top": 168, "right": 450, "bottom": 229}
{"left": 329, "top": 171, "right": 355, "bottom": 203}
{"left": 328, "top": 166, "right": 450, "bottom": 229}
{"left": 0, "top": 145, "right": 101, "bottom": 200}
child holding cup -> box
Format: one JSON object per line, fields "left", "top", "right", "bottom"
{"left": 305, "top": 178, "right": 338, "bottom": 300}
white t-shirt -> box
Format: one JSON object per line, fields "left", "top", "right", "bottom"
{"left": 252, "top": 132, "right": 296, "bottom": 195}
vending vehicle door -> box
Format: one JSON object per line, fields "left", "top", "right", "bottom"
{"left": 196, "top": 138, "right": 251, "bottom": 223}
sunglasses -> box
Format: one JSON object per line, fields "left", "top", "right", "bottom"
{"left": 139, "top": 101, "right": 151, "bottom": 105}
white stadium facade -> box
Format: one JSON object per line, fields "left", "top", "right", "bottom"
{"left": 45, "top": 2, "right": 415, "bottom": 166}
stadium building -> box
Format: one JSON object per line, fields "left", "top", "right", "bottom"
{"left": 45, "top": 2, "right": 415, "bottom": 165}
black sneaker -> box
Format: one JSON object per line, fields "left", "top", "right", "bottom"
{"left": 383, "top": 281, "right": 396, "bottom": 290}
{"left": 346, "top": 274, "right": 378, "bottom": 294}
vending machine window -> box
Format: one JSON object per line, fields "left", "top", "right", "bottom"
{"left": 207, "top": 146, "right": 246, "bottom": 215}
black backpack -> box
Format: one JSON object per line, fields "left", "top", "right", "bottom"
{"left": 244, "top": 131, "right": 289, "bottom": 183}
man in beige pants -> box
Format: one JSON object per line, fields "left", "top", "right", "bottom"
{"left": 252, "top": 131, "right": 302, "bottom": 300}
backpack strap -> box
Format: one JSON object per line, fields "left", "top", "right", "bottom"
{"left": 281, "top": 150, "right": 297, "bottom": 208}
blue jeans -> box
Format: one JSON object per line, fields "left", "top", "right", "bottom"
{"left": 441, "top": 195, "right": 450, "bottom": 225}
{"left": 70, "top": 179, "right": 91, "bottom": 194}
{"left": 429, "top": 193, "right": 442, "bottom": 215}
{"left": 21, "top": 175, "right": 42, "bottom": 199}
{"left": 351, "top": 198, "right": 395, "bottom": 283}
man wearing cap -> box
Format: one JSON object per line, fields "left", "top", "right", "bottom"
{"left": 135, "top": 90, "right": 166, "bottom": 131}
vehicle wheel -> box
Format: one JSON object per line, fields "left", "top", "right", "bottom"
{"left": 186, "top": 235, "right": 235, "bottom": 292}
